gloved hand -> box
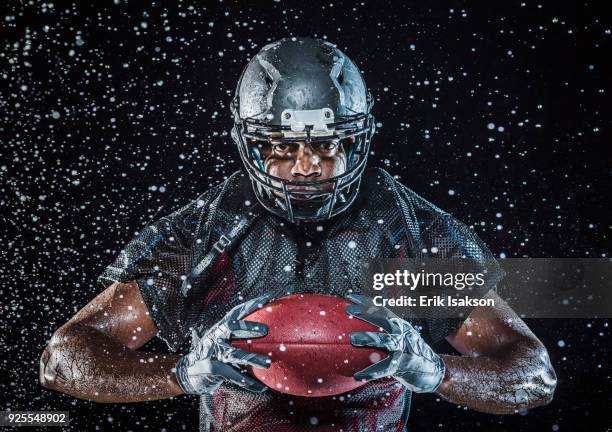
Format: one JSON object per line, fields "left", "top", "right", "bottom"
{"left": 175, "top": 293, "right": 273, "bottom": 395}
{"left": 346, "top": 294, "right": 445, "bottom": 393}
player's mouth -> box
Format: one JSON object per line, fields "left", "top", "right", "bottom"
{"left": 287, "top": 185, "right": 327, "bottom": 200}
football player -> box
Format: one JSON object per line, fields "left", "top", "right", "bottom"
{"left": 40, "top": 38, "right": 556, "bottom": 431}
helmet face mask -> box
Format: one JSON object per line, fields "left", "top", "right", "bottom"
{"left": 230, "top": 37, "right": 376, "bottom": 223}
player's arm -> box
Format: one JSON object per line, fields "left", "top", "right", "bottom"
{"left": 39, "top": 281, "right": 184, "bottom": 402}
{"left": 438, "top": 291, "right": 557, "bottom": 414}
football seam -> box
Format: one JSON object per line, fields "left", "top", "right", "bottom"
{"left": 231, "top": 341, "right": 385, "bottom": 348}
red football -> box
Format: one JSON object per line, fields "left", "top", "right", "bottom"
{"left": 231, "top": 293, "right": 387, "bottom": 397}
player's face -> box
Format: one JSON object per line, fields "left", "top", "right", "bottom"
{"left": 256, "top": 137, "right": 351, "bottom": 196}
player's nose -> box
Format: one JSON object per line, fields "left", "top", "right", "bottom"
{"left": 291, "top": 143, "right": 321, "bottom": 178}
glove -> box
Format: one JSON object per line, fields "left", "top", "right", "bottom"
{"left": 175, "top": 293, "right": 273, "bottom": 395}
{"left": 346, "top": 294, "right": 445, "bottom": 393}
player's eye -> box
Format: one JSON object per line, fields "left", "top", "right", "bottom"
{"left": 273, "top": 143, "right": 290, "bottom": 152}
{"left": 311, "top": 140, "right": 339, "bottom": 154}
{"left": 272, "top": 142, "right": 298, "bottom": 156}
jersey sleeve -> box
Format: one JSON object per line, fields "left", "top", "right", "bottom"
{"left": 419, "top": 213, "right": 505, "bottom": 344}
{"left": 97, "top": 193, "right": 211, "bottom": 352}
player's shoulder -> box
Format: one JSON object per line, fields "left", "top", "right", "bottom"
{"left": 360, "top": 167, "right": 448, "bottom": 226}
{"left": 359, "top": 168, "right": 488, "bottom": 253}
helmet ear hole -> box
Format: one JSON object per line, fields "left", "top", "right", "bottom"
{"left": 264, "top": 73, "right": 274, "bottom": 88}
{"left": 337, "top": 69, "right": 344, "bottom": 85}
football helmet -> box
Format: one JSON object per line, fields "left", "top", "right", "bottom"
{"left": 231, "top": 37, "right": 376, "bottom": 222}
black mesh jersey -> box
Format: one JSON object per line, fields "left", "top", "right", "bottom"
{"left": 98, "top": 167, "right": 501, "bottom": 432}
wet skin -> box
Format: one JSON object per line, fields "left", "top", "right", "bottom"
{"left": 252, "top": 137, "right": 350, "bottom": 198}
{"left": 260, "top": 138, "right": 348, "bottom": 185}
{"left": 40, "top": 146, "right": 556, "bottom": 412}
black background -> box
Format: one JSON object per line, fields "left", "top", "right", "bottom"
{"left": 1, "top": 1, "right": 610, "bottom": 431}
